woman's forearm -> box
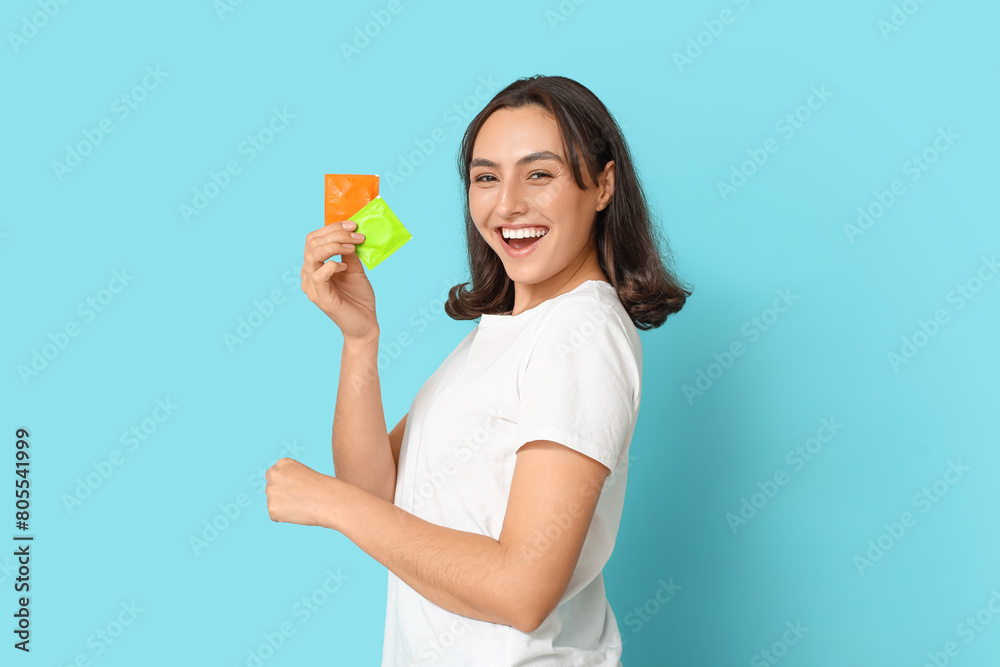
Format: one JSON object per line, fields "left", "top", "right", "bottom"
{"left": 331, "top": 333, "right": 396, "bottom": 503}
{"left": 323, "top": 478, "right": 525, "bottom": 631}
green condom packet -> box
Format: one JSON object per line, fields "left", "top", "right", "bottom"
{"left": 347, "top": 195, "right": 413, "bottom": 270}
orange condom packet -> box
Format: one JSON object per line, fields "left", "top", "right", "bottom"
{"left": 325, "top": 174, "right": 379, "bottom": 224}
{"left": 347, "top": 196, "right": 412, "bottom": 270}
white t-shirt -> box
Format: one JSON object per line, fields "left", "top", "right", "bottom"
{"left": 381, "top": 279, "right": 643, "bottom": 666}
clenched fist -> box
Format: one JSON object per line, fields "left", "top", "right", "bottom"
{"left": 265, "top": 458, "right": 340, "bottom": 528}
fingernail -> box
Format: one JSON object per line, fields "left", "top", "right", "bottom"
{"left": 343, "top": 221, "right": 357, "bottom": 229}
{"left": 351, "top": 233, "right": 365, "bottom": 241}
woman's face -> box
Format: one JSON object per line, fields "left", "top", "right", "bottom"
{"left": 468, "top": 105, "right": 614, "bottom": 284}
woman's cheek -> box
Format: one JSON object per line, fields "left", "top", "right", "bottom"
{"left": 472, "top": 196, "right": 499, "bottom": 228}
{"left": 528, "top": 182, "right": 560, "bottom": 210}
{"left": 469, "top": 206, "right": 488, "bottom": 232}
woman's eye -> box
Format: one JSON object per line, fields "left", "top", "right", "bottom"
{"left": 472, "top": 172, "right": 551, "bottom": 183}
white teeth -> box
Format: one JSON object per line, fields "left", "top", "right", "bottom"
{"left": 501, "top": 227, "right": 549, "bottom": 239}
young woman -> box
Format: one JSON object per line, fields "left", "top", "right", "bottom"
{"left": 265, "top": 75, "right": 691, "bottom": 665}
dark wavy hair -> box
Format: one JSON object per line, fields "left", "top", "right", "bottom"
{"left": 443, "top": 75, "right": 691, "bottom": 330}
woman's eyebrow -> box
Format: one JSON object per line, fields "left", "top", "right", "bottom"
{"left": 470, "top": 151, "right": 565, "bottom": 169}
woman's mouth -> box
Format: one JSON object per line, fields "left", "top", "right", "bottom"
{"left": 496, "top": 226, "right": 548, "bottom": 258}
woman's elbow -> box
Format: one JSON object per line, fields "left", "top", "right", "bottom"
{"left": 499, "top": 579, "right": 560, "bottom": 634}
{"left": 512, "top": 612, "right": 546, "bottom": 635}
{"left": 495, "top": 541, "right": 568, "bottom": 633}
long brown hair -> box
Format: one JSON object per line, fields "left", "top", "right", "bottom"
{"left": 443, "top": 75, "right": 691, "bottom": 330}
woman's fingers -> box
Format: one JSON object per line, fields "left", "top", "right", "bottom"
{"left": 339, "top": 247, "right": 364, "bottom": 269}
{"left": 312, "top": 238, "right": 356, "bottom": 261}
{"left": 302, "top": 222, "right": 361, "bottom": 275}
{"left": 303, "top": 260, "right": 345, "bottom": 306}
{"left": 313, "top": 258, "right": 344, "bottom": 282}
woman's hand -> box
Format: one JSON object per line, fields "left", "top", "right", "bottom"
{"left": 265, "top": 458, "right": 340, "bottom": 529}
{"left": 301, "top": 220, "right": 379, "bottom": 342}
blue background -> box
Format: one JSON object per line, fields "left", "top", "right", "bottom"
{"left": 4, "top": 0, "right": 999, "bottom": 665}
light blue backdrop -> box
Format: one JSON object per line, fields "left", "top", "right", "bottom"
{"left": 4, "top": 0, "right": 998, "bottom": 665}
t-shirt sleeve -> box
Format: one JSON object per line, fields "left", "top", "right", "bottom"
{"left": 515, "top": 298, "right": 641, "bottom": 473}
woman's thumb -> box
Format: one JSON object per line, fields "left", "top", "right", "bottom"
{"left": 316, "top": 259, "right": 343, "bottom": 286}
{"left": 341, "top": 250, "right": 365, "bottom": 272}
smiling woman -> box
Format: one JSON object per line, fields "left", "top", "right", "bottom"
{"left": 448, "top": 75, "right": 690, "bottom": 325}
{"left": 265, "top": 74, "right": 692, "bottom": 667}
{"left": 389, "top": 75, "right": 692, "bottom": 663}
{"left": 467, "top": 109, "right": 614, "bottom": 302}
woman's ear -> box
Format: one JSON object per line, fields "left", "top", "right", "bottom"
{"left": 596, "top": 160, "right": 615, "bottom": 212}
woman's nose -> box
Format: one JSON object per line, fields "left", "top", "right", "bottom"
{"left": 496, "top": 178, "right": 528, "bottom": 218}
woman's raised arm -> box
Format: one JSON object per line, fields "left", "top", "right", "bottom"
{"left": 300, "top": 221, "right": 397, "bottom": 502}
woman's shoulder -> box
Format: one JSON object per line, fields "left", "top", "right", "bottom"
{"left": 543, "top": 281, "right": 638, "bottom": 335}
{"left": 520, "top": 282, "right": 643, "bottom": 399}
{"left": 531, "top": 282, "right": 641, "bottom": 357}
